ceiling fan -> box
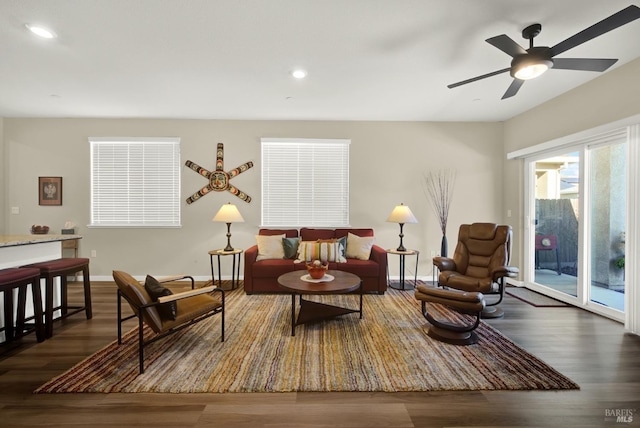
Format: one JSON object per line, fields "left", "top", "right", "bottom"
{"left": 448, "top": 5, "right": 640, "bottom": 99}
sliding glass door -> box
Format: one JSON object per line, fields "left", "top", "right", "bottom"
{"left": 533, "top": 152, "right": 580, "bottom": 298}
{"left": 525, "top": 130, "right": 628, "bottom": 319}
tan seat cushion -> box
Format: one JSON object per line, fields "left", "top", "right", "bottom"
{"left": 415, "top": 285, "right": 485, "bottom": 313}
{"left": 162, "top": 294, "right": 223, "bottom": 331}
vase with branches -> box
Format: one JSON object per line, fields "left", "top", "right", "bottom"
{"left": 423, "top": 169, "right": 456, "bottom": 257}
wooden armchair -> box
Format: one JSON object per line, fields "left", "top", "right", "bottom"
{"left": 113, "top": 270, "right": 224, "bottom": 374}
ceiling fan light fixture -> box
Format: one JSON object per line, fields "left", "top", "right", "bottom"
{"left": 514, "top": 62, "right": 549, "bottom": 80}
{"left": 511, "top": 55, "right": 553, "bottom": 80}
{"left": 447, "top": 5, "right": 640, "bottom": 98}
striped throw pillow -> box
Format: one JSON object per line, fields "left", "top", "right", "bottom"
{"left": 295, "top": 241, "right": 346, "bottom": 263}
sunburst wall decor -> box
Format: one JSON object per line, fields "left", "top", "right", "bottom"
{"left": 185, "top": 143, "right": 253, "bottom": 204}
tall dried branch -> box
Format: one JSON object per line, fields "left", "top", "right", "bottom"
{"left": 423, "top": 169, "right": 456, "bottom": 235}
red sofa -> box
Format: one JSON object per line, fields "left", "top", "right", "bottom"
{"left": 244, "top": 228, "right": 388, "bottom": 294}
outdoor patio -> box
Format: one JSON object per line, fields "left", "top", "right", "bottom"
{"left": 534, "top": 269, "right": 624, "bottom": 310}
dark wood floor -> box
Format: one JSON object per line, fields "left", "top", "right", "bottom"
{"left": 0, "top": 281, "right": 639, "bottom": 427}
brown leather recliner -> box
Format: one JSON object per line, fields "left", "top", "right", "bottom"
{"left": 433, "top": 223, "right": 519, "bottom": 318}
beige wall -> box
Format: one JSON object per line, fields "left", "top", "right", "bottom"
{"left": 503, "top": 57, "right": 640, "bottom": 269}
{"left": 3, "top": 119, "right": 504, "bottom": 279}
{"left": 4, "top": 59, "right": 639, "bottom": 280}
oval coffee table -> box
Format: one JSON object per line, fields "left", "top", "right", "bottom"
{"left": 277, "top": 270, "right": 363, "bottom": 336}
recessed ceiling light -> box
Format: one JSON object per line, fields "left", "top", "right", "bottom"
{"left": 291, "top": 69, "right": 307, "bottom": 79}
{"left": 25, "top": 24, "right": 57, "bottom": 39}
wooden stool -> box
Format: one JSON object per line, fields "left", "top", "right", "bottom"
{"left": 0, "top": 268, "right": 45, "bottom": 343}
{"left": 21, "top": 258, "right": 92, "bottom": 338}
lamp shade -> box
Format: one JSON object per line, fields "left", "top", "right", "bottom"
{"left": 386, "top": 203, "right": 418, "bottom": 224}
{"left": 212, "top": 202, "right": 245, "bottom": 223}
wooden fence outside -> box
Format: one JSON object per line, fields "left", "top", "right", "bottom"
{"left": 535, "top": 198, "right": 579, "bottom": 274}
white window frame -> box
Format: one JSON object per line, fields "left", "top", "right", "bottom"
{"left": 261, "top": 138, "right": 350, "bottom": 228}
{"left": 89, "top": 137, "right": 181, "bottom": 228}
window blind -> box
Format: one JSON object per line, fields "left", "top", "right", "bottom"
{"left": 89, "top": 137, "right": 181, "bottom": 227}
{"left": 261, "top": 138, "right": 350, "bottom": 227}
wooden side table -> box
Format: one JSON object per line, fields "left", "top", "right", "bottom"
{"left": 386, "top": 249, "right": 419, "bottom": 290}
{"left": 61, "top": 238, "right": 79, "bottom": 258}
{"left": 209, "top": 249, "right": 243, "bottom": 290}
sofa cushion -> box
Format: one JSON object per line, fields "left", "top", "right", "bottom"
{"left": 335, "top": 228, "right": 374, "bottom": 238}
{"left": 345, "top": 232, "right": 375, "bottom": 260}
{"left": 256, "top": 234, "right": 286, "bottom": 261}
{"left": 336, "top": 229, "right": 371, "bottom": 259}
{"left": 317, "top": 237, "right": 347, "bottom": 259}
{"left": 300, "top": 228, "right": 335, "bottom": 241}
{"left": 337, "top": 236, "right": 347, "bottom": 259}
{"left": 252, "top": 259, "right": 297, "bottom": 278}
{"left": 296, "top": 240, "right": 346, "bottom": 263}
{"left": 259, "top": 228, "right": 299, "bottom": 238}
{"left": 282, "top": 237, "right": 300, "bottom": 259}
{"left": 339, "top": 258, "right": 380, "bottom": 278}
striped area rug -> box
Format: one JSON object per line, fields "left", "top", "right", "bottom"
{"left": 35, "top": 287, "right": 578, "bottom": 393}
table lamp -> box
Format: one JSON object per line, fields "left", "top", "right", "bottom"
{"left": 386, "top": 203, "right": 418, "bottom": 252}
{"left": 213, "top": 202, "right": 245, "bottom": 251}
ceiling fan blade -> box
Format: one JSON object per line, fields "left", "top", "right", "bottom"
{"left": 502, "top": 79, "right": 524, "bottom": 99}
{"left": 486, "top": 35, "right": 527, "bottom": 57}
{"left": 550, "top": 5, "right": 640, "bottom": 57}
{"left": 447, "top": 67, "right": 510, "bottom": 89}
{"left": 552, "top": 58, "right": 618, "bottom": 72}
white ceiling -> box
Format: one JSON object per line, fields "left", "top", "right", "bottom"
{"left": 2, "top": 0, "right": 640, "bottom": 122}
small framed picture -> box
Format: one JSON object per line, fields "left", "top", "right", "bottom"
{"left": 39, "top": 177, "right": 62, "bottom": 206}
